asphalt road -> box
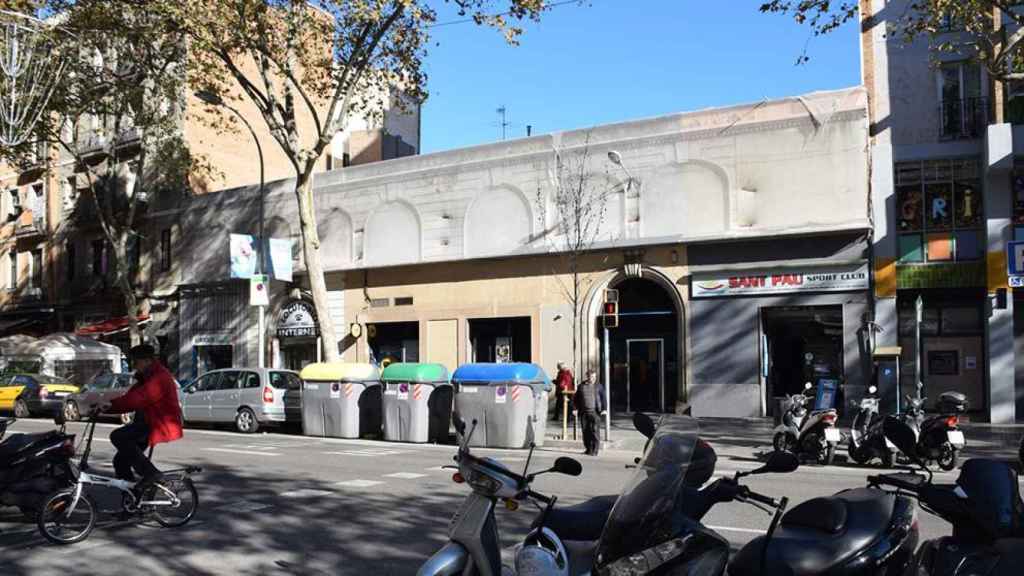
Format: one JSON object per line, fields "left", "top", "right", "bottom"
{"left": 1, "top": 417, "right": 1020, "bottom": 575}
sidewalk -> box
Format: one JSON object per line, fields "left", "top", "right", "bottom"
{"left": 544, "top": 414, "right": 1023, "bottom": 458}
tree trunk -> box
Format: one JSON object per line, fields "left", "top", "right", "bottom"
{"left": 112, "top": 235, "right": 142, "bottom": 347}
{"left": 994, "top": 6, "right": 1006, "bottom": 124}
{"left": 294, "top": 170, "right": 340, "bottom": 362}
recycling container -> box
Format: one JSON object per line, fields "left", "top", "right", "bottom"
{"left": 299, "top": 363, "right": 382, "bottom": 439}
{"left": 452, "top": 363, "right": 552, "bottom": 449}
{"left": 381, "top": 363, "right": 452, "bottom": 444}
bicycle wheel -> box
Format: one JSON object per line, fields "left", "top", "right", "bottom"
{"left": 147, "top": 477, "right": 198, "bottom": 528}
{"left": 37, "top": 490, "right": 96, "bottom": 545}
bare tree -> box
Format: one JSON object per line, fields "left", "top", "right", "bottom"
{"left": 535, "top": 136, "right": 617, "bottom": 379}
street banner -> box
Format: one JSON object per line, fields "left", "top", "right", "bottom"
{"left": 269, "top": 238, "right": 293, "bottom": 282}
{"left": 250, "top": 275, "right": 269, "bottom": 307}
{"left": 230, "top": 234, "right": 257, "bottom": 279}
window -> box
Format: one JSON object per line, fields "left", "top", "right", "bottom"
{"left": 242, "top": 372, "right": 260, "bottom": 389}
{"left": 7, "top": 188, "right": 19, "bottom": 221}
{"left": 218, "top": 371, "right": 241, "bottom": 390}
{"left": 87, "top": 373, "right": 115, "bottom": 391}
{"left": 939, "top": 62, "right": 984, "bottom": 139}
{"left": 896, "top": 159, "right": 982, "bottom": 263}
{"left": 66, "top": 241, "right": 75, "bottom": 282}
{"left": 91, "top": 239, "right": 104, "bottom": 276}
{"left": 194, "top": 372, "right": 220, "bottom": 392}
{"left": 159, "top": 229, "right": 171, "bottom": 272}
{"left": 7, "top": 252, "right": 14, "bottom": 291}
{"left": 30, "top": 249, "right": 42, "bottom": 291}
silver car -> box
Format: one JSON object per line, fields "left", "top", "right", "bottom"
{"left": 64, "top": 372, "right": 137, "bottom": 424}
{"left": 179, "top": 368, "right": 302, "bottom": 433}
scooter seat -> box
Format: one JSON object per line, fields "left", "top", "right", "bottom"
{"left": 537, "top": 495, "right": 617, "bottom": 541}
{"left": 729, "top": 488, "right": 895, "bottom": 576}
{"left": 0, "top": 431, "right": 58, "bottom": 462}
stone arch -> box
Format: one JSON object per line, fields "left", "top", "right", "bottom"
{"left": 364, "top": 200, "right": 422, "bottom": 266}
{"left": 318, "top": 205, "right": 353, "bottom": 268}
{"left": 464, "top": 184, "right": 533, "bottom": 257}
{"left": 641, "top": 160, "right": 729, "bottom": 238}
{"left": 581, "top": 266, "right": 687, "bottom": 409}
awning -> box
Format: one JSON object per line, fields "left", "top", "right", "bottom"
{"left": 76, "top": 315, "right": 150, "bottom": 337}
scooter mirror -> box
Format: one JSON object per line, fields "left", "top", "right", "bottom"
{"left": 633, "top": 412, "right": 656, "bottom": 439}
{"left": 760, "top": 450, "right": 800, "bottom": 474}
{"left": 868, "top": 386, "right": 878, "bottom": 395}
{"left": 883, "top": 416, "right": 921, "bottom": 465}
{"left": 552, "top": 457, "right": 583, "bottom": 477}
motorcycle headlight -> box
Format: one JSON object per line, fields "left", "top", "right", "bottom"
{"left": 467, "top": 469, "right": 502, "bottom": 495}
{"left": 599, "top": 536, "right": 691, "bottom": 576}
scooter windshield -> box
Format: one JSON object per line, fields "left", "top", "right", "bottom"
{"left": 594, "top": 415, "right": 700, "bottom": 566}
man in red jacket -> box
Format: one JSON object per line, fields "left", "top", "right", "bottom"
{"left": 102, "top": 344, "right": 183, "bottom": 487}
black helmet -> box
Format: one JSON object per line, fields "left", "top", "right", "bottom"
{"left": 683, "top": 438, "right": 717, "bottom": 488}
{"left": 128, "top": 344, "right": 157, "bottom": 362}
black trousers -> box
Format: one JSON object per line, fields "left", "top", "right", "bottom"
{"left": 110, "top": 414, "right": 158, "bottom": 481}
{"left": 581, "top": 410, "right": 601, "bottom": 455}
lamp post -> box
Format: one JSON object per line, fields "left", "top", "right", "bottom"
{"left": 604, "top": 149, "right": 636, "bottom": 442}
{"left": 196, "top": 90, "right": 267, "bottom": 368}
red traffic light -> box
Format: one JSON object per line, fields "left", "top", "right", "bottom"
{"left": 603, "top": 302, "right": 618, "bottom": 315}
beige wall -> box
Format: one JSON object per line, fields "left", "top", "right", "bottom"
{"left": 337, "top": 245, "right": 688, "bottom": 385}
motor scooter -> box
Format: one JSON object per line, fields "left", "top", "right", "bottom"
{"left": 899, "top": 392, "right": 967, "bottom": 471}
{"left": 867, "top": 417, "right": 1024, "bottom": 575}
{"left": 773, "top": 382, "right": 842, "bottom": 465}
{"left": 848, "top": 385, "right": 897, "bottom": 467}
{"left": 0, "top": 414, "right": 77, "bottom": 518}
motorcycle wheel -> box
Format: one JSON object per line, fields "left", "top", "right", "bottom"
{"left": 881, "top": 449, "right": 895, "bottom": 469}
{"left": 772, "top": 432, "right": 791, "bottom": 453}
{"left": 820, "top": 443, "right": 836, "bottom": 466}
{"left": 849, "top": 444, "right": 871, "bottom": 465}
{"left": 937, "top": 443, "right": 958, "bottom": 471}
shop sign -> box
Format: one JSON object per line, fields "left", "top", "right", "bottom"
{"left": 193, "top": 333, "right": 232, "bottom": 346}
{"left": 276, "top": 301, "right": 319, "bottom": 338}
{"left": 691, "top": 264, "right": 869, "bottom": 298}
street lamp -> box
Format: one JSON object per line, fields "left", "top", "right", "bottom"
{"left": 196, "top": 90, "right": 268, "bottom": 368}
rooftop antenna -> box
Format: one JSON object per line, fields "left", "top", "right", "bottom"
{"left": 496, "top": 105, "right": 510, "bottom": 140}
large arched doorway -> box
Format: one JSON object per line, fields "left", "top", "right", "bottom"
{"left": 599, "top": 276, "right": 681, "bottom": 413}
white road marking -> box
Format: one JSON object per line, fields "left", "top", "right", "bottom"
{"left": 706, "top": 525, "right": 766, "bottom": 535}
{"left": 203, "top": 448, "right": 282, "bottom": 457}
{"left": 214, "top": 501, "right": 274, "bottom": 513}
{"left": 323, "top": 449, "right": 407, "bottom": 457}
{"left": 335, "top": 479, "right": 384, "bottom": 488}
{"left": 383, "top": 472, "right": 427, "bottom": 480}
{"left": 281, "top": 489, "right": 334, "bottom": 498}
{"left": 425, "top": 466, "right": 450, "bottom": 472}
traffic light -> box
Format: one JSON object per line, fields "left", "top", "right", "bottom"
{"left": 603, "top": 301, "right": 619, "bottom": 328}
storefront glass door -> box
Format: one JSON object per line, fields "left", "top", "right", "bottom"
{"left": 626, "top": 339, "right": 664, "bottom": 413}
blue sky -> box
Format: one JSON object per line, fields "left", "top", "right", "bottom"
{"left": 420, "top": 0, "right": 861, "bottom": 153}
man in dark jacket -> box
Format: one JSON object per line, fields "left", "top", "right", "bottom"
{"left": 101, "top": 344, "right": 183, "bottom": 488}
{"left": 574, "top": 370, "right": 606, "bottom": 456}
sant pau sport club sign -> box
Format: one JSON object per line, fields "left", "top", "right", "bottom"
{"left": 691, "top": 264, "right": 870, "bottom": 298}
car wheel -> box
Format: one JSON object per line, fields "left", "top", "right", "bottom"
{"left": 13, "top": 398, "right": 30, "bottom": 418}
{"left": 64, "top": 401, "right": 80, "bottom": 422}
{"left": 120, "top": 413, "right": 134, "bottom": 425}
{"left": 235, "top": 408, "right": 259, "bottom": 434}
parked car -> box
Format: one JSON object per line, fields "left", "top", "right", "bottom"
{"left": 179, "top": 368, "right": 302, "bottom": 433}
{"left": 0, "top": 373, "right": 81, "bottom": 418}
{"left": 63, "top": 371, "right": 136, "bottom": 424}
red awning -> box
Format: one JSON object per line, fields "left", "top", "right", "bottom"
{"left": 77, "top": 315, "right": 150, "bottom": 337}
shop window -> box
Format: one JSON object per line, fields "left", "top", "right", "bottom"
{"left": 896, "top": 159, "right": 982, "bottom": 263}
{"left": 898, "top": 234, "right": 923, "bottom": 263}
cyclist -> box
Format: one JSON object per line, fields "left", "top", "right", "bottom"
{"left": 101, "top": 344, "right": 183, "bottom": 490}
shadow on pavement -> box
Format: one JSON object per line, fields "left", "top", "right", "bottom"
{"left": 2, "top": 464, "right": 532, "bottom": 576}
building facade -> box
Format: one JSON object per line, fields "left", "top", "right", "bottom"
{"left": 179, "top": 87, "right": 870, "bottom": 418}
{"left": 862, "top": 0, "right": 1023, "bottom": 423}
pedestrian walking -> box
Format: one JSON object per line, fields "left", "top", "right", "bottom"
{"left": 554, "top": 362, "right": 574, "bottom": 421}
{"left": 574, "top": 369, "right": 606, "bottom": 456}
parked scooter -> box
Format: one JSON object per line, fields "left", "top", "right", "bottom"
{"left": 417, "top": 415, "right": 584, "bottom": 576}
{"left": 868, "top": 417, "right": 1023, "bottom": 575}
{"left": 899, "top": 392, "right": 968, "bottom": 471}
{"left": 773, "top": 382, "right": 842, "bottom": 465}
{"left": 0, "top": 414, "right": 77, "bottom": 517}
{"left": 848, "top": 385, "right": 897, "bottom": 467}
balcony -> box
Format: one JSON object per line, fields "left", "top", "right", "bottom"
{"left": 75, "top": 126, "right": 142, "bottom": 156}
{"left": 14, "top": 214, "right": 46, "bottom": 239}
{"left": 939, "top": 98, "right": 988, "bottom": 140}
